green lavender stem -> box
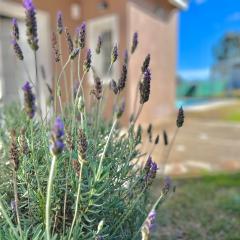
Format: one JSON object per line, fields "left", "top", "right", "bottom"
{"left": 58, "top": 34, "right": 69, "bottom": 102}
{"left": 70, "top": 60, "right": 74, "bottom": 103}
{"left": 45, "top": 155, "right": 57, "bottom": 240}
{"left": 0, "top": 199, "right": 20, "bottom": 239}
{"left": 132, "top": 192, "right": 166, "bottom": 240}
{"left": 12, "top": 170, "right": 22, "bottom": 238}
{"left": 68, "top": 162, "right": 84, "bottom": 239}
{"left": 30, "top": 121, "right": 42, "bottom": 195}
{"left": 132, "top": 104, "right": 143, "bottom": 126}
{"left": 111, "top": 188, "right": 146, "bottom": 237}
{"left": 34, "top": 51, "right": 42, "bottom": 119}
{"left": 56, "top": 57, "right": 71, "bottom": 93}
{"left": 161, "top": 127, "right": 179, "bottom": 175}
{"left": 132, "top": 73, "right": 142, "bottom": 117}
{"left": 96, "top": 118, "right": 117, "bottom": 180}
{"left": 22, "top": 61, "right": 34, "bottom": 87}
{"left": 77, "top": 50, "right": 81, "bottom": 84}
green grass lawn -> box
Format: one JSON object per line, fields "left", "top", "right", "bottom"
{"left": 186, "top": 101, "right": 240, "bottom": 122}
{"left": 152, "top": 173, "right": 240, "bottom": 240}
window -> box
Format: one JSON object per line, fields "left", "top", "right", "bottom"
{"left": 0, "top": 16, "right": 35, "bottom": 103}
{"left": 0, "top": 1, "right": 52, "bottom": 115}
{"left": 88, "top": 15, "right": 119, "bottom": 84}
{"left": 101, "top": 30, "right": 113, "bottom": 77}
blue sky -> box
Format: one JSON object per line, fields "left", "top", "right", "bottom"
{"left": 178, "top": 0, "right": 240, "bottom": 81}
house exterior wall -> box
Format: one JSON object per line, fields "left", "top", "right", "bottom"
{"left": 127, "top": 1, "right": 178, "bottom": 124}
{"left": 11, "top": 0, "right": 178, "bottom": 124}
{"left": 14, "top": 0, "right": 82, "bottom": 104}
{"left": 76, "top": 0, "right": 128, "bottom": 120}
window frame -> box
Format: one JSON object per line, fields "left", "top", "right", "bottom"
{"left": 87, "top": 14, "right": 120, "bottom": 85}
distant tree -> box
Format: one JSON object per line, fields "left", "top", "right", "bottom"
{"left": 213, "top": 32, "right": 240, "bottom": 62}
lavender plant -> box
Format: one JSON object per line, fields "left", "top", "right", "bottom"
{"left": 0, "top": 1, "right": 184, "bottom": 239}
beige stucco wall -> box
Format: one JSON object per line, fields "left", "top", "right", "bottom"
{"left": 12, "top": 0, "right": 178, "bottom": 124}
{"left": 127, "top": 1, "right": 178, "bottom": 124}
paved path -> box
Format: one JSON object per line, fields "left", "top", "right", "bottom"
{"left": 146, "top": 119, "right": 240, "bottom": 176}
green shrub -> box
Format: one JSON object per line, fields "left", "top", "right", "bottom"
{"left": 0, "top": 1, "right": 183, "bottom": 239}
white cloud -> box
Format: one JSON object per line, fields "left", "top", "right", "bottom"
{"left": 227, "top": 12, "right": 240, "bottom": 22}
{"left": 179, "top": 68, "right": 210, "bottom": 81}
{"left": 195, "top": 0, "right": 207, "bottom": 5}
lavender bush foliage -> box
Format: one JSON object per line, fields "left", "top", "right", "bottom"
{"left": 0, "top": 1, "right": 184, "bottom": 239}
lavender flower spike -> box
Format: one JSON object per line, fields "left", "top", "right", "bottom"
{"left": 115, "top": 99, "right": 125, "bottom": 119}
{"left": 50, "top": 117, "right": 65, "bottom": 156}
{"left": 77, "top": 22, "right": 86, "bottom": 49}
{"left": 144, "top": 156, "right": 158, "bottom": 185}
{"left": 12, "top": 18, "right": 19, "bottom": 40}
{"left": 141, "top": 209, "right": 157, "bottom": 240}
{"left": 83, "top": 49, "right": 92, "bottom": 73}
{"left": 118, "top": 64, "right": 128, "bottom": 92}
{"left": 52, "top": 32, "right": 60, "bottom": 63}
{"left": 23, "top": 0, "right": 39, "bottom": 51}
{"left": 139, "top": 68, "right": 151, "bottom": 104}
{"left": 12, "top": 39, "right": 24, "bottom": 60}
{"left": 57, "top": 11, "right": 64, "bottom": 34}
{"left": 22, "top": 81, "right": 36, "bottom": 119}
{"left": 141, "top": 54, "right": 151, "bottom": 74}
{"left": 131, "top": 32, "right": 138, "bottom": 54}
{"left": 96, "top": 35, "right": 102, "bottom": 54}
{"left": 176, "top": 106, "right": 184, "bottom": 128}
{"left": 111, "top": 44, "right": 118, "bottom": 64}
{"left": 65, "top": 28, "right": 74, "bottom": 54}
{"left": 124, "top": 49, "right": 129, "bottom": 65}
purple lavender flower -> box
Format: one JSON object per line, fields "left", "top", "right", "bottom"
{"left": 139, "top": 68, "right": 151, "bottom": 104}
{"left": 154, "top": 134, "right": 159, "bottom": 145}
{"left": 12, "top": 18, "right": 19, "bottom": 40}
{"left": 147, "top": 123, "right": 153, "bottom": 143}
{"left": 76, "top": 22, "right": 86, "bottom": 49}
{"left": 50, "top": 117, "right": 65, "bottom": 156}
{"left": 115, "top": 99, "right": 125, "bottom": 119}
{"left": 148, "top": 162, "right": 158, "bottom": 180}
{"left": 52, "top": 32, "right": 60, "bottom": 63}
{"left": 118, "top": 64, "right": 128, "bottom": 92}
{"left": 141, "top": 54, "right": 151, "bottom": 74}
{"left": 78, "top": 128, "right": 88, "bottom": 160}
{"left": 163, "top": 130, "right": 168, "bottom": 146}
{"left": 57, "top": 11, "right": 64, "bottom": 34}
{"left": 123, "top": 49, "right": 129, "bottom": 65}
{"left": 111, "top": 44, "right": 118, "bottom": 64}
{"left": 9, "top": 130, "right": 20, "bottom": 171}
{"left": 141, "top": 209, "right": 157, "bottom": 239}
{"left": 131, "top": 32, "right": 138, "bottom": 54}
{"left": 163, "top": 176, "right": 172, "bottom": 194}
{"left": 110, "top": 79, "right": 118, "bottom": 95}
{"left": 176, "top": 106, "right": 184, "bottom": 128}
{"left": 83, "top": 49, "right": 92, "bottom": 73}
{"left": 65, "top": 28, "right": 74, "bottom": 55}
{"left": 70, "top": 48, "right": 80, "bottom": 59}
{"left": 95, "top": 35, "right": 102, "bottom": 54}
{"left": 144, "top": 156, "right": 153, "bottom": 173}
{"left": 12, "top": 39, "right": 24, "bottom": 60}
{"left": 22, "top": 81, "right": 36, "bottom": 119}
{"left": 23, "top": 0, "right": 39, "bottom": 51}
{"left": 91, "top": 69, "right": 102, "bottom": 100}
{"left": 144, "top": 156, "right": 158, "bottom": 185}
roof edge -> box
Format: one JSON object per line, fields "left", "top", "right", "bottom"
{"left": 169, "top": 0, "right": 188, "bottom": 10}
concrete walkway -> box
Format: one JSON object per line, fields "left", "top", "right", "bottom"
{"left": 148, "top": 119, "right": 240, "bottom": 176}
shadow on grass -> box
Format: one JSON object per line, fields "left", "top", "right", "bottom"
{"left": 152, "top": 173, "right": 240, "bottom": 240}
